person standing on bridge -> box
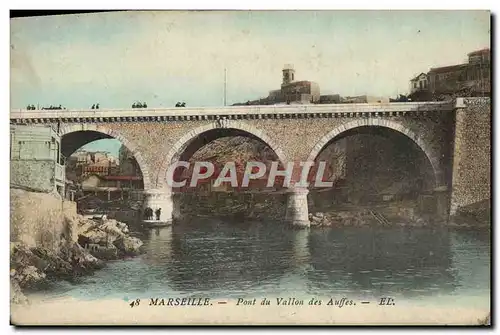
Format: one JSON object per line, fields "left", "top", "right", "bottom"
{"left": 155, "top": 208, "right": 161, "bottom": 221}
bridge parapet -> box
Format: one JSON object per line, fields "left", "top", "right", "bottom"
{"left": 10, "top": 101, "right": 454, "bottom": 124}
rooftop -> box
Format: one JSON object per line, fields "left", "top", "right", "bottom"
{"left": 429, "top": 63, "right": 468, "bottom": 73}
{"left": 410, "top": 73, "right": 427, "bottom": 81}
{"left": 468, "top": 48, "right": 490, "bottom": 56}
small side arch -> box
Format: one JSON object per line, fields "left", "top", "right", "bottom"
{"left": 306, "top": 119, "right": 443, "bottom": 188}
{"left": 59, "top": 124, "right": 153, "bottom": 190}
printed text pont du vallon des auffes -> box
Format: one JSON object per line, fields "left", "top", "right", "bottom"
{"left": 128, "top": 297, "right": 396, "bottom": 308}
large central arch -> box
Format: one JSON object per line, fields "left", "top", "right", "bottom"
{"left": 59, "top": 124, "right": 153, "bottom": 189}
{"left": 159, "top": 120, "right": 288, "bottom": 189}
{"left": 306, "top": 119, "right": 442, "bottom": 188}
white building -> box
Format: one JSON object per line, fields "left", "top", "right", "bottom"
{"left": 409, "top": 72, "right": 429, "bottom": 94}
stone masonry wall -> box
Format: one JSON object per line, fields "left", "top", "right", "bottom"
{"left": 450, "top": 98, "right": 491, "bottom": 215}
{"left": 10, "top": 161, "right": 55, "bottom": 192}
{"left": 10, "top": 189, "right": 77, "bottom": 250}
{"left": 57, "top": 112, "right": 453, "bottom": 190}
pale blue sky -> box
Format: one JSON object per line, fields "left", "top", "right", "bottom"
{"left": 10, "top": 10, "right": 490, "bottom": 155}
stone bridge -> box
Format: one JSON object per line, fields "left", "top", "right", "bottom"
{"left": 10, "top": 98, "right": 491, "bottom": 227}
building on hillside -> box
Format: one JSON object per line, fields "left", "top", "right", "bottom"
{"left": 264, "top": 64, "right": 321, "bottom": 104}
{"left": 319, "top": 94, "right": 341, "bottom": 104}
{"left": 232, "top": 64, "right": 340, "bottom": 106}
{"left": 10, "top": 124, "right": 65, "bottom": 197}
{"left": 409, "top": 73, "right": 429, "bottom": 94}
{"left": 468, "top": 48, "right": 491, "bottom": 63}
{"left": 410, "top": 48, "right": 490, "bottom": 100}
{"left": 66, "top": 149, "right": 119, "bottom": 180}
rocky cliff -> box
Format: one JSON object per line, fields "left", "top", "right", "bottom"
{"left": 10, "top": 189, "right": 144, "bottom": 305}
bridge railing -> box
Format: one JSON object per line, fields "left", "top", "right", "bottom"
{"left": 10, "top": 101, "right": 456, "bottom": 120}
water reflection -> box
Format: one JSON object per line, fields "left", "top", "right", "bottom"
{"left": 136, "top": 219, "right": 486, "bottom": 298}
{"left": 306, "top": 227, "right": 456, "bottom": 297}
{"left": 40, "top": 219, "right": 490, "bottom": 302}
{"left": 155, "top": 220, "right": 299, "bottom": 292}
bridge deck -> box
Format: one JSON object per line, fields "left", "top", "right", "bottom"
{"left": 10, "top": 101, "right": 455, "bottom": 122}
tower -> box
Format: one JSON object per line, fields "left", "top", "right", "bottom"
{"left": 282, "top": 64, "right": 295, "bottom": 86}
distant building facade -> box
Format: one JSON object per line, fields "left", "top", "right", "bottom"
{"left": 410, "top": 48, "right": 490, "bottom": 99}
{"left": 66, "top": 149, "right": 119, "bottom": 180}
{"left": 319, "top": 94, "right": 341, "bottom": 104}
{"left": 409, "top": 73, "right": 429, "bottom": 94}
{"left": 233, "top": 64, "right": 338, "bottom": 106}
{"left": 233, "top": 64, "right": 391, "bottom": 106}
{"left": 341, "top": 95, "right": 389, "bottom": 104}
{"left": 80, "top": 174, "right": 143, "bottom": 200}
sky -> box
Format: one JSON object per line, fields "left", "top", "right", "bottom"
{"left": 10, "top": 10, "right": 491, "bottom": 155}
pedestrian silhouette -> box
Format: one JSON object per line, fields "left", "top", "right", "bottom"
{"left": 155, "top": 208, "right": 162, "bottom": 221}
{"left": 96, "top": 103, "right": 100, "bottom": 109}
{"left": 91, "top": 104, "right": 95, "bottom": 109}
{"left": 144, "top": 207, "right": 153, "bottom": 220}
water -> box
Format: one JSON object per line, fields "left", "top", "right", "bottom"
{"left": 33, "top": 219, "right": 491, "bottom": 309}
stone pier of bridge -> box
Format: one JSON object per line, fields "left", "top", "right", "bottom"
{"left": 284, "top": 187, "right": 310, "bottom": 227}
{"left": 141, "top": 187, "right": 311, "bottom": 227}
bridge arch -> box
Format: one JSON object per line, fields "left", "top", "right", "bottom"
{"left": 159, "top": 119, "right": 288, "bottom": 189}
{"left": 59, "top": 124, "right": 153, "bottom": 189}
{"left": 306, "top": 119, "right": 442, "bottom": 188}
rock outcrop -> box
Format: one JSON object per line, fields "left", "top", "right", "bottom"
{"left": 76, "top": 215, "right": 143, "bottom": 257}
{"left": 11, "top": 206, "right": 144, "bottom": 305}
{"left": 308, "top": 208, "right": 431, "bottom": 228}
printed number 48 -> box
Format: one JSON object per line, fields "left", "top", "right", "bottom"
{"left": 130, "top": 299, "right": 140, "bottom": 308}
